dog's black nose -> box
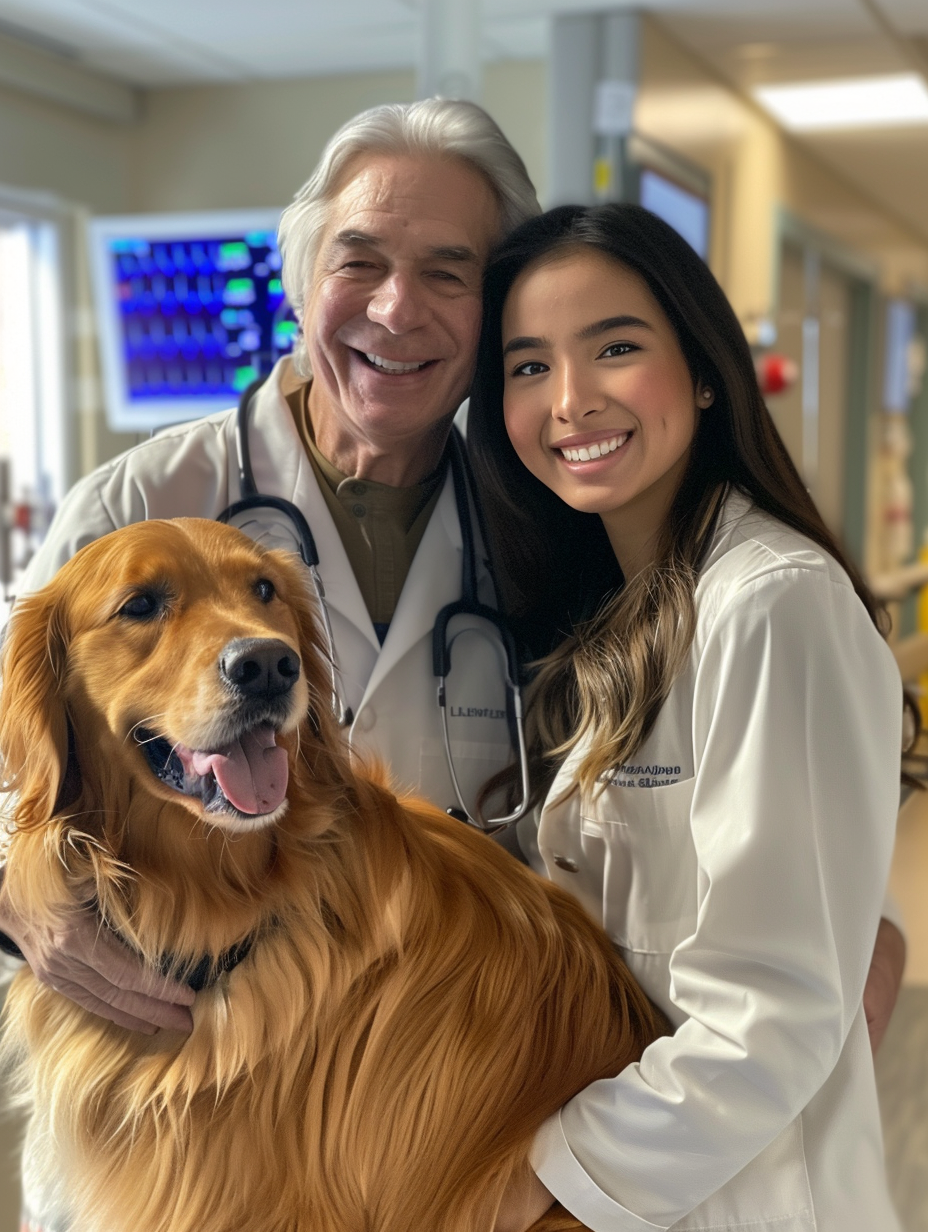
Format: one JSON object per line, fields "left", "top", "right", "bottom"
{"left": 220, "top": 638, "right": 300, "bottom": 698}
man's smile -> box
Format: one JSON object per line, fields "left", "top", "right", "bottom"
{"left": 357, "top": 350, "right": 436, "bottom": 374}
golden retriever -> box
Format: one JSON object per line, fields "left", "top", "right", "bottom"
{"left": 0, "top": 518, "right": 661, "bottom": 1232}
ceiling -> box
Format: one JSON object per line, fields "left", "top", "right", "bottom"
{"left": 661, "top": 0, "right": 928, "bottom": 246}
{"left": 0, "top": 0, "right": 922, "bottom": 86}
{"left": 0, "top": 0, "right": 927, "bottom": 244}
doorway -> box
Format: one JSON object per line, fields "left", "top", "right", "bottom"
{"left": 0, "top": 201, "right": 68, "bottom": 619}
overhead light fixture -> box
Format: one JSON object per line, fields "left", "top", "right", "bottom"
{"left": 754, "top": 72, "right": 928, "bottom": 131}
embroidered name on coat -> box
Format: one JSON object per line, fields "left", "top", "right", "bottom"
{"left": 449, "top": 706, "right": 506, "bottom": 719}
{"left": 600, "top": 763, "right": 682, "bottom": 788}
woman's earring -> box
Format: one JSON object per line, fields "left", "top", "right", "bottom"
{"left": 699, "top": 387, "right": 714, "bottom": 406}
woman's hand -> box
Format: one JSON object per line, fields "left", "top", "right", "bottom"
{"left": 494, "top": 1168, "right": 556, "bottom": 1232}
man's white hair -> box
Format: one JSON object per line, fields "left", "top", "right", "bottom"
{"left": 278, "top": 98, "right": 541, "bottom": 376}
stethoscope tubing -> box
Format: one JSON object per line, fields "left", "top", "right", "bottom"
{"left": 218, "top": 378, "right": 530, "bottom": 830}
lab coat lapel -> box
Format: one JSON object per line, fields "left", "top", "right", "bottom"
{"left": 247, "top": 370, "right": 379, "bottom": 651}
{"left": 363, "top": 467, "right": 462, "bottom": 700}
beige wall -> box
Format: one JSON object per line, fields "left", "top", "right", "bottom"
{"left": 123, "top": 61, "right": 546, "bottom": 217}
{"left": 126, "top": 70, "right": 416, "bottom": 214}
{"left": 0, "top": 83, "right": 130, "bottom": 214}
{"left": 0, "top": 61, "right": 546, "bottom": 221}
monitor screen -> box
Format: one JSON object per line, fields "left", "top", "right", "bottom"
{"left": 883, "top": 298, "right": 916, "bottom": 413}
{"left": 88, "top": 210, "right": 297, "bottom": 432}
{"left": 639, "top": 168, "right": 710, "bottom": 260}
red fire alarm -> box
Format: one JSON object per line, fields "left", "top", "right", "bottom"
{"left": 755, "top": 353, "right": 798, "bottom": 396}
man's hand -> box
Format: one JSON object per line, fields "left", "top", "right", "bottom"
{"left": 0, "top": 874, "right": 195, "bottom": 1035}
{"left": 864, "top": 916, "right": 906, "bottom": 1054}
{"left": 494, "top": 1167, "right": 556, "bottom": 1232}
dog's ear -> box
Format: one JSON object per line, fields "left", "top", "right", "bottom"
{"left": 0, "top": 585, "right": 78, "bottom": 828}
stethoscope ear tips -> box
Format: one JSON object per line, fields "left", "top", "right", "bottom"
{"left": 446, "top": 808, "right": 469, "bottom": 823}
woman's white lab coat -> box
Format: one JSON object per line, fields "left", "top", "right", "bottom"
{"left": 20, "top": 358, "right": 514, "bottom": 820}
{"left": 518, "top": 494, "right": 903, "bottom": 1232}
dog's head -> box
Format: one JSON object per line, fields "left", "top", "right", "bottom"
{"left": 0, "top": 518, "right": 346, "bottom": 837}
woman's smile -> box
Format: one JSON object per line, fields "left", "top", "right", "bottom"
{"left": 552, "top": 429, "right": 633, "bottom": 465}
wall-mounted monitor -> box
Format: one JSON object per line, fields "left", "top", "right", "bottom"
{"left": 88, "top": 209, "right": 297, "bottom": 433}
{"left": 883, "top": 298, "right": 917, "bottom": 413}
{"left": 639, "top": 167, "right": 710, "bottom": 261}
{"left": 623, "top": 134, "right": 712, "bottom": 263}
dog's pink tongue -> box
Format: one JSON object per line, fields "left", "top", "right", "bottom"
{"left": 191, "top": 726, "right": 288, "bottom": 815}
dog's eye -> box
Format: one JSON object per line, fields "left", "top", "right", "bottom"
{"left": 254, "top": 578, "right": 275, "bottom": 604}
{"left": 118, "top": 592, "right": 162, "bottom": 621}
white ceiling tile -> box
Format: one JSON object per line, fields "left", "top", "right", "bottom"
{"left": 0, "top": 0, "right": 423, "bottom": 82}
{"left": 0, "top": 0, "right": 251, "bottom": 78}
{"left": 0, "top": 0, "right": 922, "bottom": 89}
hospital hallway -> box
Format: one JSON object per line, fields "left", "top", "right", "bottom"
{"left": 2, "top": 0, "right": 928, "bottom": 1227}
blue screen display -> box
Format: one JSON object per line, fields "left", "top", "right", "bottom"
{"left": 883, "top": 299, "right": 916, "bottom": 413}
{"left": 108, "top": 229, "right": 297, "bottom": 403}
{"left": 639, "top": 169, "right": 709, "bottom": 260}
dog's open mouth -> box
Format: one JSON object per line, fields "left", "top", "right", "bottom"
{"left": 134, "top": 723, "right": 288, "bottom": 818}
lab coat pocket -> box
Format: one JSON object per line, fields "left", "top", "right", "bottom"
{"left": 583, "top": 776, "right": 698, "bottom": 955}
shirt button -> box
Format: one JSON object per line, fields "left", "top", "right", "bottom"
{"left": 350, "top": 482, "right": 366, "bottom": 496}
{"left": 552, "top": 853, "right": 579, "bottom": 873}
{"left": 352, "top": 503, "right": 366, "bottom": 518}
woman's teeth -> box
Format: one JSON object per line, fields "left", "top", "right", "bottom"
{"left": 559, "top": 433, "right": 629, "bottom": 462}
{"left": 365, "top": 353, "right": 428, "bottom": 373}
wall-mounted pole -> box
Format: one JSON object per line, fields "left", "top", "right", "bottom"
{"left": 548, "top": 9, "right": 640, "bottom": 207}
{"left": 418, "top": 0, "right": 482, "bottom": 102}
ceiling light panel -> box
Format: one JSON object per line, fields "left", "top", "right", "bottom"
{"left": 754, "top": 72, "right": 928, "bottom": 130}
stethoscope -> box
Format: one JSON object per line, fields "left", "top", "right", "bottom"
{"left": 217, "top": 377, "right": 530, "bottom": 833}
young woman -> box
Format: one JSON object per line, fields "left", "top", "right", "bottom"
{"left": 468, "top": 204, "right": 904, "bottom": 1232}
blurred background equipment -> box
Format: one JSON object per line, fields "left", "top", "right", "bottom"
{"left": 89, "top": 210, "right": 296, "bottom": 432}
{"left": 754, "top": 353, "right": 799, "bottom": 398}
{"left": 0, "top": 197, "right": 66, "bottom": 611}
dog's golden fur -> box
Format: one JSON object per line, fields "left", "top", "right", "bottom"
{"left": 0, "top": 518, "right": 661, "bottom": 1232}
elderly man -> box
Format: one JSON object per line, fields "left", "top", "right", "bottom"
{"left": 0, "top": 96, "right": 906, "bottom": 1232}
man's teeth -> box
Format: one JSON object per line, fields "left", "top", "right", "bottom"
{"left": 559, "top": 433, "right": 629, "bottom": 462}
{"left": 365, "top": 353, "right": 428, "bottom": 373}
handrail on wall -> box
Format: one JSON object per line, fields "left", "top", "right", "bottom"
{"left": 870, "top": 563, "right": 928, "bottom": 603}
{"left": 872, "top": 564, "right": 928, "bottom": 682}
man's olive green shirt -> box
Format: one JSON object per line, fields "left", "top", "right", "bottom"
{"left": 282, "top": 366, "right": 445, "bottom": 642}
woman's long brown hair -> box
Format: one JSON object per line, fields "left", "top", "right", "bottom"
{"left": 468, "top": 204, "right": 911, "bottom": 804}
